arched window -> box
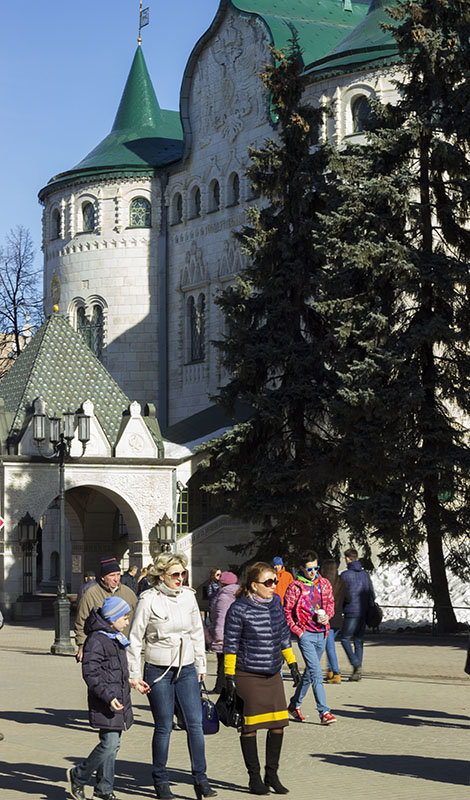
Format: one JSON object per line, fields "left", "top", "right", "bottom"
{"left": 188, "top": 293, "right": 205, "bottom": 361}
{"left": 129, "top": 197, "right": 151, "bottom": 228}
{"left": 76, "top": 304, "right": 104, "bottom": 359}
{"left": 90, "top": 305, "right": 104, "bottom": 358}
{"left": 190, "top": 186, "right": 201, "bottom": 218}
{"left": 82, "top": 202, "right": 95, "bottom": 232}
{"left": 208, "top": 180, "right": 220, "bottom": 212}
{"left": 352, "top": 95, "right": 371, "bottom": 134}
{"left": 173, "top": 192, "right": 183, "bottom": 224}
{"left": 228, "top": 173, "right": 240, "bottom": 205}
{"left": 52, "top": 209, "right": 61, "bottom": 240}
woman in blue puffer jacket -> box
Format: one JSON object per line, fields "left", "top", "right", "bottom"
{"left": 223, "top": 562, "right": 301, "bottom": 796}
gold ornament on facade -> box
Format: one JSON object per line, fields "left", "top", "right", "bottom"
{"left": 50, "top": 270, "right": 61, "bottom": 312}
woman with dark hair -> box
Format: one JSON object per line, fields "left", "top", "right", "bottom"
{"left": 320, "top": 559, "right": 351, "bottom": 684}
{"left": 283, "top": 550, "right": 336, "bottom": 725}
{"left": 223, "top": 562, "right": 300, "bottom": 795}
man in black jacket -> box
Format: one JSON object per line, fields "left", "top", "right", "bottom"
{"left": 120, "top": 565, "right": 138, "bottom": 595}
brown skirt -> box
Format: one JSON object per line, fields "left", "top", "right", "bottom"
{"left": 235, "top": 670, "right": 289, "bottom": 732}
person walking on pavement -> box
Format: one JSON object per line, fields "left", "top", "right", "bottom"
{"left": 68, "top": 596, "right": 150, "bottom": 800}
{"left": 283, "top": 550, "right": 336, "bottom": 725}
{"left": 120, "top": 565, "right": 138, "bottom": 595}
{"left": 127, "top": 551, "right": 217, "bottom": 800}
{"left": 340, "top": 547, "right": 376, "bottom": 681}
{"left": 320, "top": 559, "right": 351, "bottom": 684}
{"left": 271, "top": 558, "right": 293, "bottom": 603}
{"left": 77, "top": 571, "right": 97, "bottom": 603}
{"left": 223, "top": 562, "right": 301, "bottom": 795}
{"left": 208, "top": 571, "right": 239, "bottom": 694}
{"left": 75, "top": 556, "right": 137, "bottom": 662}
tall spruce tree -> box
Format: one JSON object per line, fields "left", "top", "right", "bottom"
{"left": 199, "top": 42, "right": 340, "bottom": 561}
{"left": 320, "top": 0, "right": 470, "bottom": 632}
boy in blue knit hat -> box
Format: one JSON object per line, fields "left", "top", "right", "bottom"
{"left": 68, "top": 596, "right": 149, "bottom": 800}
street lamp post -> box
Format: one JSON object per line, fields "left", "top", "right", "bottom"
{"left": 156, "top": 513, "right": 174, "bottom": 553}
{"left": 33, "top": 398, "right": 90, "bottom": 655}
{"left": 18, "top": 513, "right": 38, "bottom": 598}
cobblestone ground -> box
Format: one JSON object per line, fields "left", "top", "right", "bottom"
{"left": 0, "top": 621, "right": 468, "bottom": 800}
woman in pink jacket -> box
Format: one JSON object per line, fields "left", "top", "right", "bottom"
{"left": 209, "top": 571, "right": 239, "bottom": 693}
{"left": 283, "top": 550, "right": 336, "bottom": 725}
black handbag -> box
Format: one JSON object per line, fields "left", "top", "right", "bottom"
{"left": 366, "top": 574, "right": 383, "bottom": 628}
{"left": 215, "top": 687, "right": 244, "bottom": 729}
{"left": 200, "top": 682, "right": 219, "bottom": 735}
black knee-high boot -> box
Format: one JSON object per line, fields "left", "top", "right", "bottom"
{"left": 264, "top": 730, "right": 289, "bottom": 794}
{"left": 240, "top": 735, "right": 270, "bottom": 795}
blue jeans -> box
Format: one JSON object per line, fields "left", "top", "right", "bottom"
{"left": 325, "top": 627, "right": 340, "bottom": 674}
{"left": 341, "top": 617, "right": 366, "bottom": 668}
{"left": 73, "top": 729, "right": 121, "bottom": 794}
{"left": 144, "top": 662, "right": 207, "bottom": 786}
{"left": 291, "top": 631, "right": 330, "bottom": 717}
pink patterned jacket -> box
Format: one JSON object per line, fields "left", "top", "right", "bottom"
{"left": 283, "top": 576, "right": 335, "bottom": 639}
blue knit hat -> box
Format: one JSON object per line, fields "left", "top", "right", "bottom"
{"left": 272, "top": 557, "right": 283, "bottom": 566}
{"left": 101, "top": 596, "right": 131, "bottom": 623}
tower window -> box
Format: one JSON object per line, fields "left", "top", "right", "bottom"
{"left": 82, "top": 202, "right": 95, "bottom": 232}
{"left": 188, "top": 293, "right": 205, "bottom": 362}
{"left": 209, "top": 180, "right": 220, "bottom": 212}
{"left": 189, "top": 186, "right": 201, "bottom": 219}
{"left": 351, "top": 95, "right": 371, "bottom": 134}
{"left": 173, "top": 192, "right": 183, "bottom": 224}
{"left": 228, "top": 173, "right": 240, "bottom": 206}
{"left": 52, "top": 209, "right": 61, "bottom": 240}
{"left": 76, "top": 304, "right": 104, "bottom": 359}
{"left": 129, "top": 197, "right": 151, "bottom": 228}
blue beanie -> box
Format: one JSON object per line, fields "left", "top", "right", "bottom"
{"left": 101, "top": 596, "right": 131, "bottom": 623}
{"left": 272, "top": 557, "right": 283, "bottom": 566}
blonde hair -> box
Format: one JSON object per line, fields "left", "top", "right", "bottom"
{"left": 149, "top": 551, "right": 188, "bottom": 586}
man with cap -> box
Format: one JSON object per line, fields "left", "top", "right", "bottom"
{"left": 272, "top": 557, "right": 294, "bottom": 603}
{"left": 74, "top": 555, "right": 137, "bottom": 663}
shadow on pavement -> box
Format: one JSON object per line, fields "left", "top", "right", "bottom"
{"left": 0, "top": 762, "right": 65, "bottom": 798}
{"left": 0, "top": 706, "right": 155, "bottom": 730}
{"left": 338, "top": 704, "right": 470, "bottom": 729}
{"left": 111, "top": 761, "right": 244, "bottom": 797}
{"left": 314, "top": 751, "right": 469, "bottom": 785}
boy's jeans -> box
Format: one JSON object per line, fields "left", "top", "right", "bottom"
{"left": 290, "top": 631, "right": 330, "bottom": 717}
{"left": 73, "top": 729, "right": 121, "bottom": 794}
{"left": 144, "top": 662, "right": 207, "bottom": 785}
{"left": 325, "top": 627, "right": 340, "bottom": 674}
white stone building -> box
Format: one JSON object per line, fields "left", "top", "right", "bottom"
{"left": 1, "top": 1, "right": 409, "bottom": 610}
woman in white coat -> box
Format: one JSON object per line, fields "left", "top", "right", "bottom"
{"left": 127, "top": 552, "right": 217, "bottom": 800}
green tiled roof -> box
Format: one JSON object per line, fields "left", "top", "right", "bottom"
{"left": 304, "top": 0, "right": 400, "bottom": 76}
{"left": 39, "top": 47, "right": 183, "bottom": 199}
{"left": 230, "top": 0, "right": 369, "bottom": 66}
{"left": 0, "top": 313, "right": 161, "bottom": 450}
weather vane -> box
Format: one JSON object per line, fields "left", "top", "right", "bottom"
{"left": 138, "top": 1, "right": 150, "bottom": 45}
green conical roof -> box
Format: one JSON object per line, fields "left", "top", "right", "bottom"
{"left": 39, "top": 48, "right": 183, "bottom": 198}
{"left": 304, "top": 0, "right": 399, "bottom": 75}
{"left": 0, "top": 313, "right": 161, "bottom": 450}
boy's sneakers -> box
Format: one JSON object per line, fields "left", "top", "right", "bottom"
{"left": 349, "top": 666, "right": 362, "bottom": 681}
{"left": 320, "top": 711, "right": 337, "bottom": 725}
{"left": 287, "top": 703, "right": 307, "bottom": 722}
{"left": 93, "top": 792, "right": 118, "bottom": 800}
{"left": 68, "top": 768, "right": 86, "bottom": 800}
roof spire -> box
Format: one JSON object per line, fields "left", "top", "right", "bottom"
{"left": 138, "top": 1, "right": 150, "bottom": 46}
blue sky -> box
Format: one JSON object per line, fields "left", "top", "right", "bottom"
{"left": 0, "top": 0, "right": 220, "bottom": 264}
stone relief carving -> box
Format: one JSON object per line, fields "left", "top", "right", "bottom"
{"left": 181, "top": 241, "right": 206, "bottom": 289}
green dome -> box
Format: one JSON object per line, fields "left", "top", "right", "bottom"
{"left": 40, "top": 47, "right": 183, "bottom": 198}
{"left": 304, "top": 0, "right": 400, "bottom": 76}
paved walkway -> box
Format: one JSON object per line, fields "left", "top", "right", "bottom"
{"left": 0, "top": 620, "right": 468, "bottom": 800}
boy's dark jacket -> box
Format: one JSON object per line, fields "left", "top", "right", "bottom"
{"left": 82, "top": 607, "right": 133, "bottom": 730}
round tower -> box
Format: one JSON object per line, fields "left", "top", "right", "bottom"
{"left": 39, "top": 46, "right": 183, "bottom": 409}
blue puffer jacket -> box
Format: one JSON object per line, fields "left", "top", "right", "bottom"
{"left": 223, "top": 593, "right": 291, "bottom": 674}
{"left": 82, "top": 608, "right": 133, "bottom": 731}
{"left": 340, "top": 561, "right": 375, "bottom": 619}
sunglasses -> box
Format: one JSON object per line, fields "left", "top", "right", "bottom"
{"left": 305, "top": 566, "right": 318, "bottom": 572}
{"left": 166, "top": 571, "right": 186, "bottom": 579}
{"left": 257, "top": 578, "right": 278, "bottom": 587}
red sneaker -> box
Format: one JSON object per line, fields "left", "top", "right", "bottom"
{"left": 288, "top": 704, "right": 307, "bottom": 722}
{"left": 321, "top": 711, "right": 337, "bottom": 725}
